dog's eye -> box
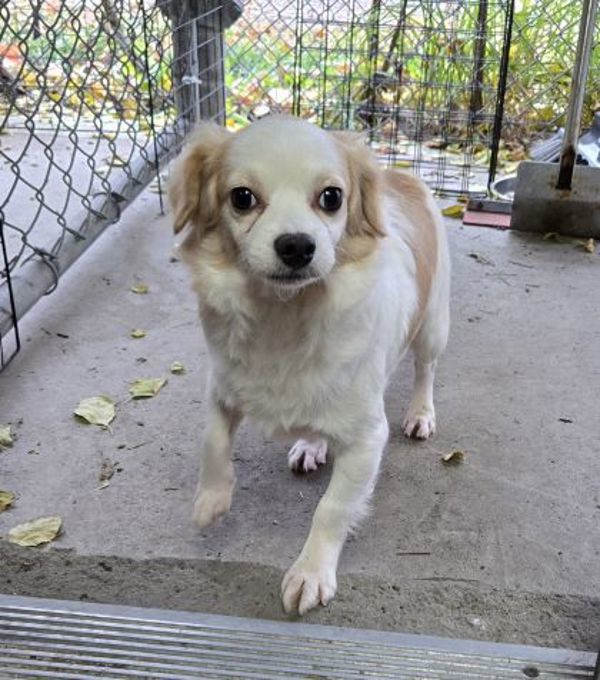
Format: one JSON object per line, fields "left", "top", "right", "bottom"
{"left": 231, "top": 187, "right": 258, "bottom": 211}
{"left": 319, "top": 187, "right": 343, "bottom": 212}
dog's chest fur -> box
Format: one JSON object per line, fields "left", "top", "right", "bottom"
{"left": 193, "top": 242, "right": 418, "bottom": 440}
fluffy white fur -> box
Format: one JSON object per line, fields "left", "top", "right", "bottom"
{"left": 169, "top": 115, "right": 450, "bottom": 616}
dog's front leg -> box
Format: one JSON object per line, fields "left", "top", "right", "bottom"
{"left": 193, "top": 393, "right": 241, "bottom": 529}
{"left": 281, "top": 417, "right": 388, "bottom": 615}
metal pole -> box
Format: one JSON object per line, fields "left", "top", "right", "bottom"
{"left": 556, "top": 0, "right": 599, "bottom": 190}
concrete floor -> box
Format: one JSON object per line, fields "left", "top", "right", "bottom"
{"left": 0, "top": 190, "right": 599, "bottom": 651}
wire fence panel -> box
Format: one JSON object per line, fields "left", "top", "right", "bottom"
{"left": 0, "top": 0, "right": 234, "bottom": 368}
{"left": 225, "top": 0, "right": 516, "bottom": 195}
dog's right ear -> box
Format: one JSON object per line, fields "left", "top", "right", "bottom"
{"left": 168, "top": 123, "right": 230, "bottom": 234}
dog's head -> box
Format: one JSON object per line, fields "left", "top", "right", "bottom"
{"left": 169, "top": 116, "right": 385, "bottom": 293}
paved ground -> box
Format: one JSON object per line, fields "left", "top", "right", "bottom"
{"left": 1, "top": 191, "right": 599, "bottom": 651}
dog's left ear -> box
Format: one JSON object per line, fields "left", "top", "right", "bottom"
{"left": 331, "top": 131, "right": 385, "bottom": 238}
{"left": 168, "top": 122, "right": 230, "bottom": 235}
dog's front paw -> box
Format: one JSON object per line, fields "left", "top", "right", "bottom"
{"left": 192, "top": 483, "right": 233, "bottom": 529}
{"left": 403, "top": 408, "right": 436, "bottom": 439}
{"left": 288, "top": 439, "right": 328, "bottom": 473}
{"left": 281, "top": 558, "right": 337, "bottom": 615}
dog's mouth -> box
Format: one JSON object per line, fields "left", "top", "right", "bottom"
{"left": 266, "top": 270, "right": 318, "bottom": 286}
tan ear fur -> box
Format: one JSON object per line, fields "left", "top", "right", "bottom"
{"left": 331, "top": 131, "right": 386, "bottom": 239}
{"left": 168, "top": 123, "right": 230, "bottom": 234}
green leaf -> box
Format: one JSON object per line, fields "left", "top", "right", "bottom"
{"left": 74, "top": 396, "right": 116, "bottom": 428}
{"left": 8, "top": 516, "right": 62, "bottom": 547}
{"left": 131, "top": 283, "right": 149, "bottom": 294}
{"left": 0, "top": 425, "right": 14, "bottom": 448}
{"left": 170, "top": 361, "right": 186, "bottom": 375}
{"left": 442, "top": 204, "right": 465, "bottom": 218}
{"left": 130, "top": 329, "right": 146, "bottom": 339}
{"left": 129, "top": 377, "right": 167, "bottom": 399}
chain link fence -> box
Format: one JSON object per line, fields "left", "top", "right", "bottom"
{"left": 1, "top": 0, "right": 598, "bottom": 367}
{"left": 0, "top": 0, "right": 237, "bottom": 367}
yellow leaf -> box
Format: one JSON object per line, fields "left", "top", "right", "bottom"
{"left": 441, "top": 450, "right": 465, "bottom": 465}
{"left": 170, "top": 361, "right": 186, "bottom": 375}
{"left": 0, "top": 425, "right": 14, "bottom": 448}
{"left": 581, "top": 238, "right": 595, "bottom": 253}
{"left": 129, "top": 377, "right": 167, "bottom": 399}
{"left": 130, "top": 329, "right": 146, "bottom": 339}
{"left": 8, "top": 516, "right": 62, "bottom": 547}
{"left": 543, "top": 232, "right": 560, "bottom": 241}
{"left": 131, "top": 283, "right": 149, "bottom": 294}
{"left": 0, "top": 490, "right": 16, "bottom": 512}
{"left": 393, "top": 160, "right": 412, "bottom": 168}
{"left": 442, "top": 204, "right": 465, "bottom": 218}
{"left": 74, "top": 396, "right": 116, "bottom": 428}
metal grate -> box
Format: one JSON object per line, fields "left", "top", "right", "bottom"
{"left": 0, "top": 595, "right": 597, "bottom": 679}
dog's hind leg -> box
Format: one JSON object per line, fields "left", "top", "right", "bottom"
{"left": 192, "top": 390, "right": 242, "bottom": 529}
{"left": 403, "top": 286, "right": 450, "bottom": 440}
{"left": 288, "top": 438, "right": 328, "bottom": 473}
{"left": 281, "top": 416, "right": 388, "bottom": 615}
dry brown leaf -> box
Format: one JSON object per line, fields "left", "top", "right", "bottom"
{"left": 0, "top": 490, "right": 16, "bottom": 512}
{"left": 8, "top": 516, "right": 62, "bottom": 547}
{"left": 129, "top": 377, "right": 167, "bottom": 399}
{"left": 442, "top": 450, "right": 465, "bottom": 465}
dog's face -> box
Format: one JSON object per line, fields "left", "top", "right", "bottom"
{"left": 169, "top": 116, "right": 384, "bottom": 293}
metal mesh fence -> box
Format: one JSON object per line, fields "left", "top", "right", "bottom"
{"left": 225, "top": 0, "right": 515, "bottom": 195}
{"left": 0, "top": 0, "right": 234, "bottom": 367}
{"left": 1, "top": 0, "right": 598, "bottom": 367}
{"left": 502, "top": 0, "right": 600, "bottom": 154}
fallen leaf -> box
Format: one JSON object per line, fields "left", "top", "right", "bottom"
{"left": 0, "top": 425, "right": 14, "bottom": 448}
{"left": 130, "top": 329, "right": 146, "bottom": 339}
{"left": 99, "top": 457, "right": 118, "bottom": 483}
{"left": 581, "top": 238, "right": 595, "bottom": 253}
{"left": 8, "top": 516, "right": 62, "bottom": 547}
{"left": 441, "top": 450, "right": 465, "bottom": 465}
{"left": 0, "top": 490, "right": 16, "bottom": 512}
{"left": 393, "top": 160, "right": 412, "bottom": 168}
{"left": 442, "top": 204, "right": 465, "bottom": 219}
{"left": 74, "top": 396, "right": 116, "bottom": 428}
{"left": 129, "top": 377, "right": 167, "bottom": 399}
{"left": 131, "top": 283, "right": 149, "bottom": 294}
{"left": 170, "top": 361, "right": 186, "bottom": 375}
{"left": 543, "top": 232, "right": 560, "bottom": 241}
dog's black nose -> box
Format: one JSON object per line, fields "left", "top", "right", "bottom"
{"left": 274, "top": 233, "right": 316, "bottom": 269}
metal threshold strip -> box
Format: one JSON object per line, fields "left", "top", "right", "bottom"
{"left": 0, "top": 594, "right": 596, "bottom": 679}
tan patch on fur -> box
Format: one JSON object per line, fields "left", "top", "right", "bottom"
{"left": 384, "top": 169, "right": 438, "bottom": 334}
{"left": 168, "top": 123, "right": 231, "bottom": 235}
{"left": 331, "top": 131, "right": 386, "bottom": 266}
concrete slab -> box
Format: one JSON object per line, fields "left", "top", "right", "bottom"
{"left": 1, "top": 191, "right": 599, "bottom": 651}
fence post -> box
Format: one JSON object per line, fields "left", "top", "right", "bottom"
{"left": 163, "top": 0, "right": 242, "bottom": 129}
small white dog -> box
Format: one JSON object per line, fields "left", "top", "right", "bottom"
{"left": 169, "top": 115, "right": 450, "bottom": 615}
